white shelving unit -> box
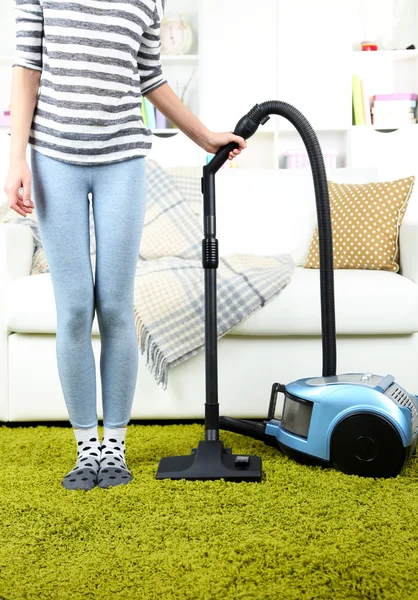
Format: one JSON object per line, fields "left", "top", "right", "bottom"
{"left": 274, "top": 0, "right": 418, "bottom": 173}
{"left": 193, "top": 0, "right": 418, "bottom": 171}
{"left": 349, "top": 1, "right": 418, "bottom": 180}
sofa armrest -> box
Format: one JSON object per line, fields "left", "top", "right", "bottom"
{"left": 0, "top": 222, "right": 34, "bottom": 283}
{"left": 0, "top": 222, "right": 34, "bottom": 423}
{"left": 399, "top": 221, "right": 418, "bottom": 284}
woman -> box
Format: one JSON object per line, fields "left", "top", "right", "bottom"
{"left": 4, "top": 0, "right": 246, "bottom": 492}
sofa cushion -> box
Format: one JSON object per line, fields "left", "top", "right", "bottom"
{"left": 305, "top": 177, "right": 415, "bottom": 272}
{"left": 7, "top": 267, "right": 418, "bottom": 336}
{"left": 232, "top": 267, "right": 418, "bottom": 335}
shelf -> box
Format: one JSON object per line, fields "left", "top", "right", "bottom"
{"left": 352, "top": 124, "right": 418, "bottom": 131}
{"left": 353, "top": 49, "right": 418, "bottom": 60}
{"left": 151, "top": 128, "right": 179, "bottom": 134}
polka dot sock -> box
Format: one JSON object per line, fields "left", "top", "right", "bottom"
{"left": 62, "top": 425, "right": 101, "bottom": 491}
{"left": 98, "top": 426, "right": 133, "bottom": 489}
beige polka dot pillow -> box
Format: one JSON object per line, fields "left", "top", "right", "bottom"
{"left": 304, "top": 176, "right": 415, "bottom": 272}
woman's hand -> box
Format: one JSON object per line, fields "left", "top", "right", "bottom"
{"left": 4, "top": 158, "right": 34, "bottom": 217}
{"left": 201, "top": 131, "right": 247, "bottom": 160}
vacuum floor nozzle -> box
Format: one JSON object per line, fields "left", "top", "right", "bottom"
{"left": 156, "top": 440, "right": 262, "bottom": 482}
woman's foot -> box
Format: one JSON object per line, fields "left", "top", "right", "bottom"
{"left": 98, "top": 426, "right": 133, "bottom": 488}
{"left": 62, "top": 425, "right": 101, "bottom": 491}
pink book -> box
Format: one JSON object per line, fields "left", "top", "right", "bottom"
{"left": 373, "top": 93, "right": 417, "bottom": 101}
{"left": 155, "top": 108, "right": 167, "bottom": 128}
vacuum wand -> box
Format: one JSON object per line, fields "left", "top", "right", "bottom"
{"left": 156, "top": 100, "right": 335, "bottom": 481}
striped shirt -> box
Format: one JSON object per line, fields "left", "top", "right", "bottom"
{"left": 13, "top": 0, "right": 167, "bottom": 165}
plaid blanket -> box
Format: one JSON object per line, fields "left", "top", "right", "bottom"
{"left": 8, "top": 159, "right": 295, "bottom": 389}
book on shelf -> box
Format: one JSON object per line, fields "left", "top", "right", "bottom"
{"left": 353, "top": 81, "right": 418, "bottom": 127}
{"left": 362, "top": 79, "right": 372, "bottom": 126}
{"left": 371, "top": 93, "right": 417, "bottom": 127}
{"left": 372, "top": 118, "right": 417, "bottom": 127}
{"left": 374, "top": 93, "right": 417, "bottom": 101}
{"left": 373, "top": 101, "right": 416, "bottom": 110}
{"left": 141, "top": 97, "right": 177, "bottom": 131}
{"left": 352, "top": 74, "right": 367, "bottom": 125}
{"left": 0, "top": 107, "right": 10, "bottom": 127}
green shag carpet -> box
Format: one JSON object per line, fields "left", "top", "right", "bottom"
{"left": 2, "top": 423, "right": 418, "bottom": 600}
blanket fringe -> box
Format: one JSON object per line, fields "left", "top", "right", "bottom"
{"left": 138, "top": 321, "right": 169, "bottom": 390}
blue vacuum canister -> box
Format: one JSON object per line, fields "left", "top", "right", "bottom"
{"left": 220, "top": 374, "right": 418, "bottom": 478}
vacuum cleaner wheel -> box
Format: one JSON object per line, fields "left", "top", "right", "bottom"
{"left": 330, "top": 412, "right": 406, "bottom": 478}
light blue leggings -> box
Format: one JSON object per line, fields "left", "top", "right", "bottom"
{"left": 31, "top": 148, "right": 147, "bottom": 429}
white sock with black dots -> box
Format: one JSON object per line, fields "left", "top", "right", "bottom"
{"left": 62, "top": 425, "right": 101, "bottom": 491}
{"left": 98, "top": 426, "right": 133, "bottom": 488}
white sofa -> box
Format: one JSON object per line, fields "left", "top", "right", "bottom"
{"left": 1, "top": 137, "right": 418, "bottom": 424}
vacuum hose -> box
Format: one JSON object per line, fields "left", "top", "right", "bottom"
{"left": 234, "top": 101, "right": 336, "bottom": 377}
{"left": 218, "top": 416, "right": 280, "bottom": 449}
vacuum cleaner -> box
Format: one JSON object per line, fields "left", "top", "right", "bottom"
{"left": 156, "top": 100, "right": 418, "bottom": 482}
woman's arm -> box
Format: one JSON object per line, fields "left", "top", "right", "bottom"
{"left": 4, "top": 0, "right": 43, "bottom": 217}
{"left": 4, "top": 67, "right": 40, "bottom": 217}
{"left": 138, "top": 1, "right": 246, "bottom": 160}
{"left": 5, "top": 69, "right": 41, "bottom": 217}
{"left": 145, "top": 83, "right": 247, "bottom": 160}
{"left": 9, "top": 67, "right": 40, "bottom": 165}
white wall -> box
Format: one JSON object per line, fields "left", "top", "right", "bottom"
{"left": 352, "top": 0, "right": 417, "bottom": 50}
{"left": 0, "top": 2, "right": 16, "bottom": 55}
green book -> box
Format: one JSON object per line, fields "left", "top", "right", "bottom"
{"left": 141, "top": 98, "right": 148, "bottom": 127}
{"left": 352, "top": 74, "right": 365, "bottom": 125}
{"left": 144, "top": 97, "right": 156, "bottom": 129}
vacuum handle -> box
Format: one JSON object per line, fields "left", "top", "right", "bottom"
{"left": 206, "top": 109, "right": 270, "bottom": 175}
{"left": 268, "top": 383, "right": 286, "bottom": 421}
{"left": 206, "top": 141, "right": 239, "bottom": 174}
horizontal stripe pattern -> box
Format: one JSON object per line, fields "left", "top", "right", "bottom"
{"left": 13, "top": 0, "right": 167, "bottom": 164}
